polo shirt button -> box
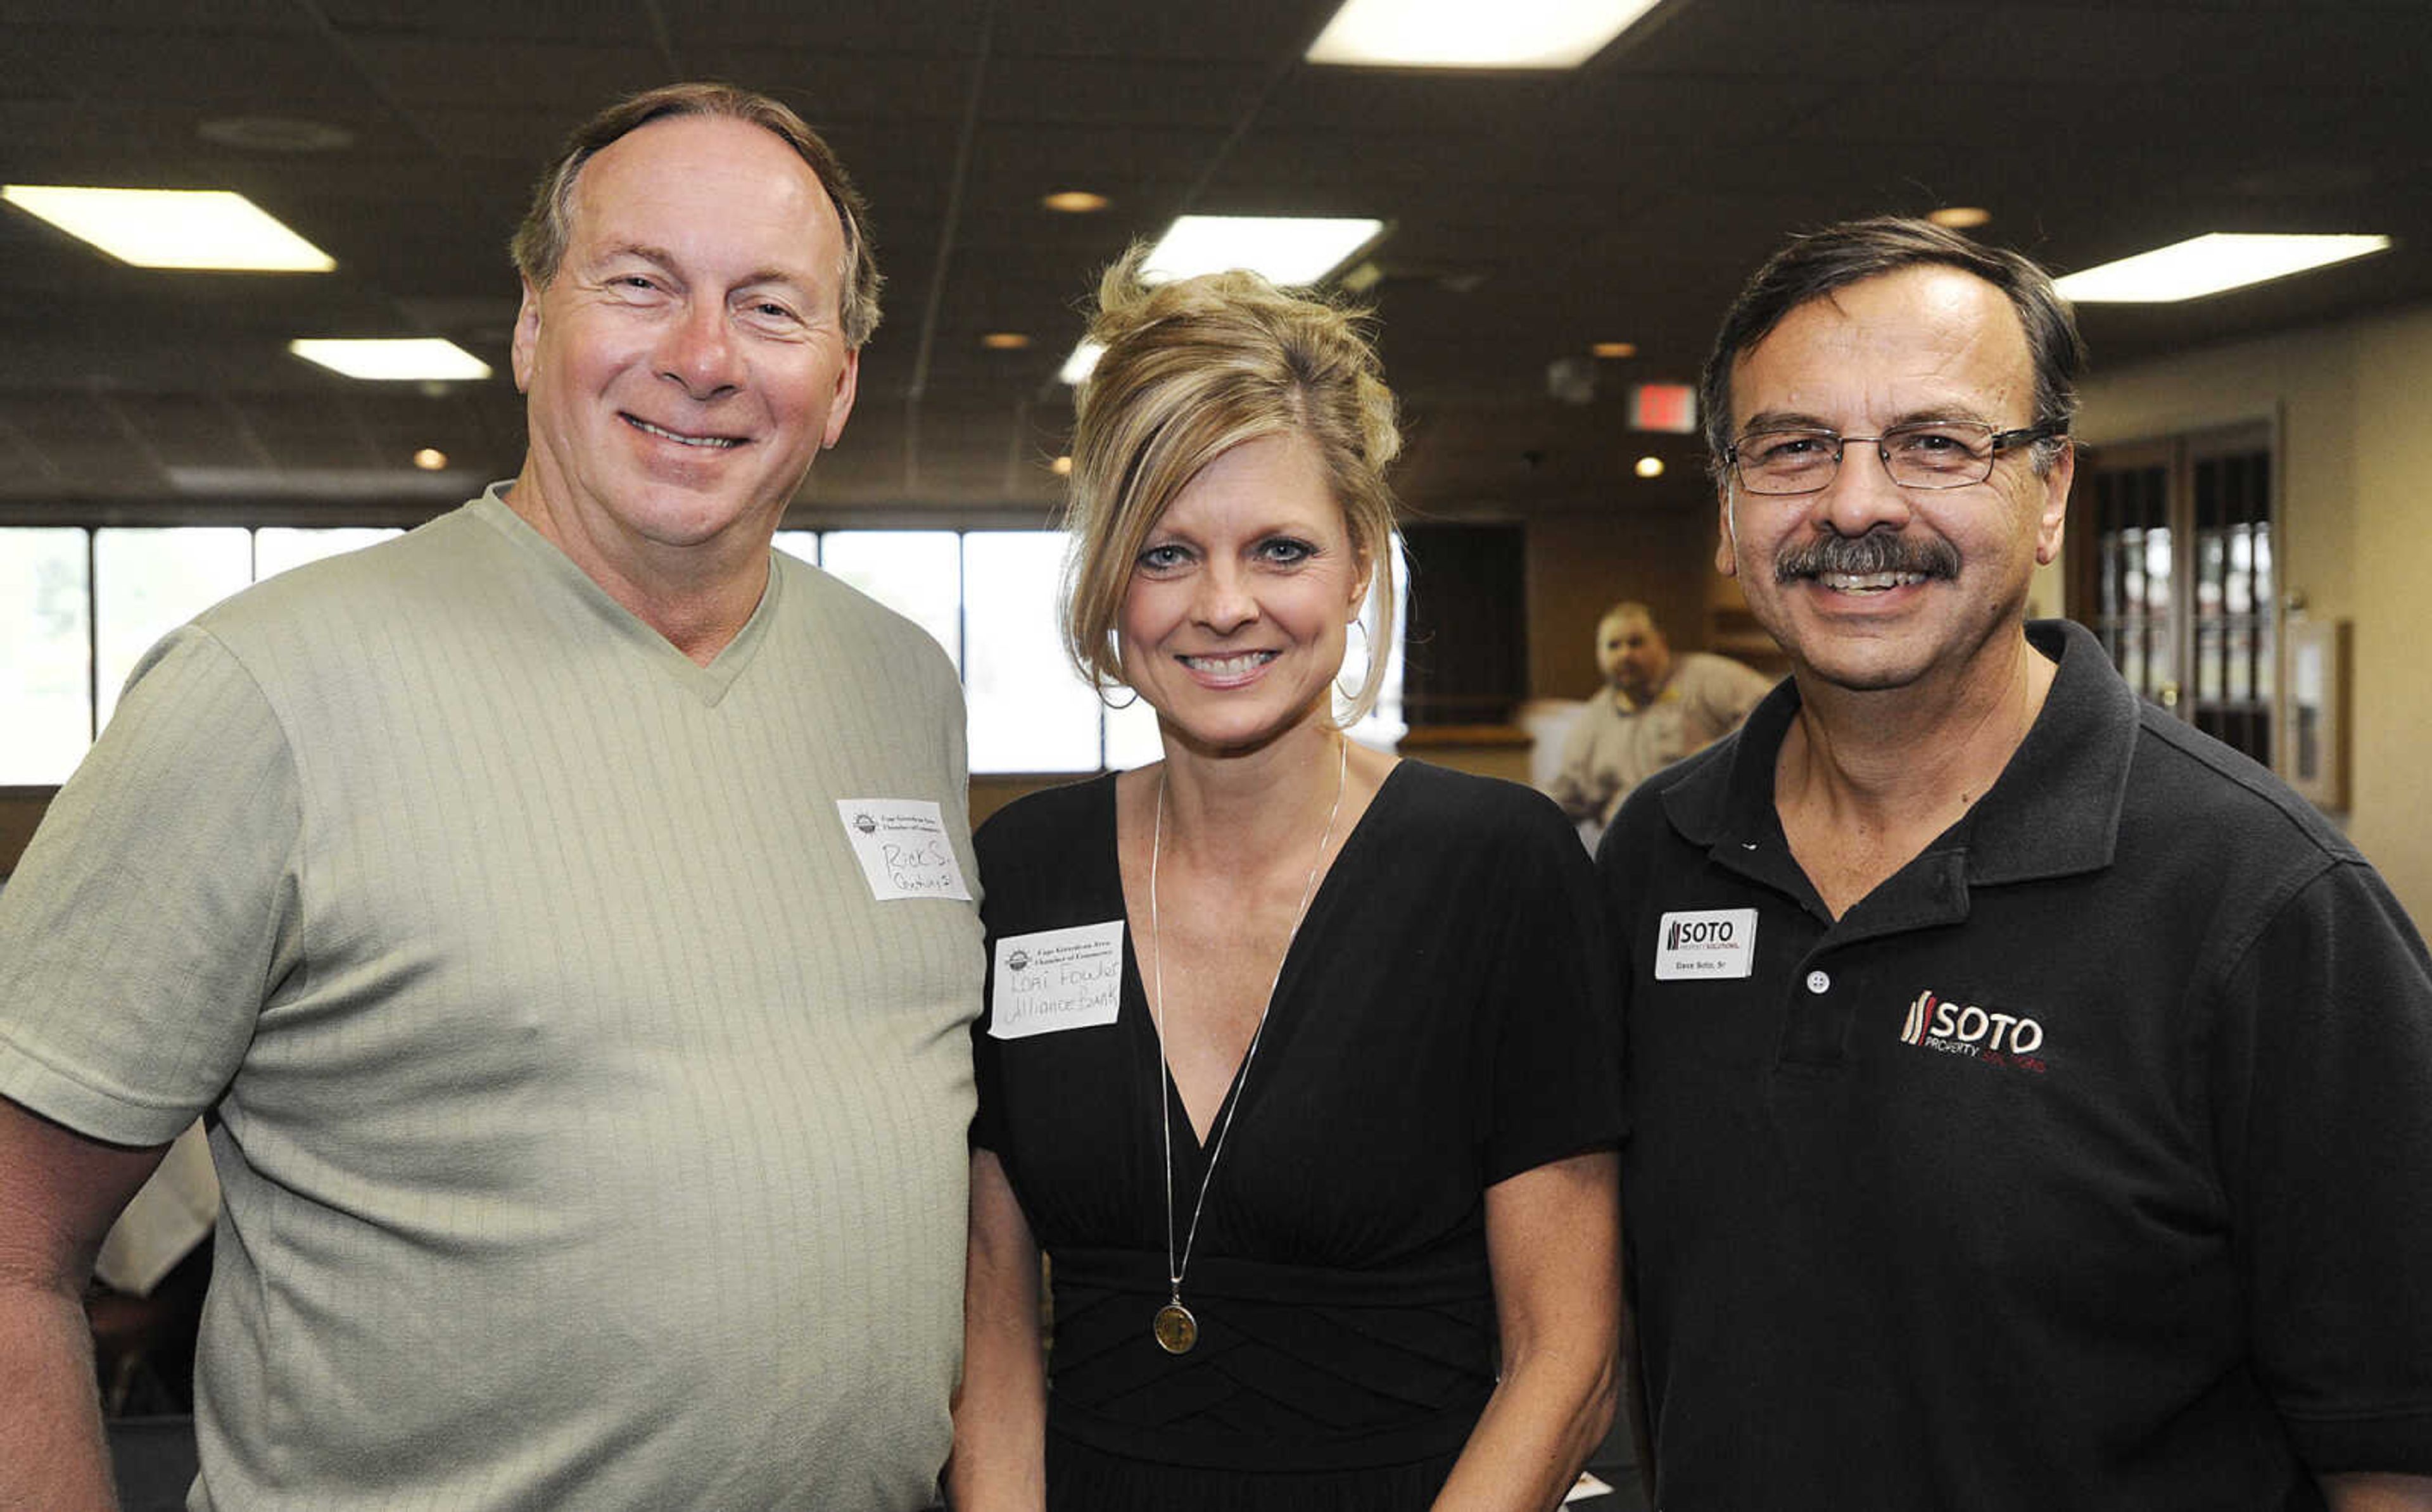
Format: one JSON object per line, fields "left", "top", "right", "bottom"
{"left": 1806, "top": 969, "right": 1831, "bottom": 994}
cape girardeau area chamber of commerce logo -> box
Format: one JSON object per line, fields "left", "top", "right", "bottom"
{"left": 1899, "top": 988, "right": 2048, "bottom": 1074}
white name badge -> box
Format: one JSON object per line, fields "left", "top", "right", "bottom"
{"left": 1654, "top": 907, "right": 1759, "bottom": 980}
{"left": 990, "top": 920, "right": 1127, "bottom": 1039}
{"left": 835, "top": 798, "right": 972, "bottom": 902}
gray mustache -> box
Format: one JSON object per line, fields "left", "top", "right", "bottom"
{"left": 1774, "top": 529, "right": 1960, "bottom": 585}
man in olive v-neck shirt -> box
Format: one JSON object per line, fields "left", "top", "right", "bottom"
{"left": 0, "top": 84, "right": 983, "bottom": 1510}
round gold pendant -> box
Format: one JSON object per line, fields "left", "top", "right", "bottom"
{"left": 1153, "top": 1300, "right": 1199, "bottom": 1354}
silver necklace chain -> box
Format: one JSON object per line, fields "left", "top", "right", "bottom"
{"left": 1146, "top": 734, "right": 1348, "bottom": 1319}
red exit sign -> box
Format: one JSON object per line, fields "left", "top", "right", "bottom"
{"left": 1630, "top": 382, "right": 1697, "bottom": 434}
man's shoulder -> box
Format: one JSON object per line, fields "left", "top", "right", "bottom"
{"left": 768, "top": 551, "right": 958, "bottom": 687}
{"left": 196, "top": 504, "right": 495, "bottom": 643}
{"left": 2121, "top": 700, "right": 2360, "bottom": 871}
{"left": 1677, "top": 650, "right": 1754, "bottom": 675}
{"left": 1676, "top": 650, "right": 1776, "bottom": 696}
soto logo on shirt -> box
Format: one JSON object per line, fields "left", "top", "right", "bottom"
{"left": 1899, "top": 988, "right": 2048, "bottom": 1073}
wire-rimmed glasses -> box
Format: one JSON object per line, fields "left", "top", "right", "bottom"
{"left": 1726, "top": 420, "right": 2055, "bottom": 495}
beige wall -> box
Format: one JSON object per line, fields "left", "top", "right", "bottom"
{"left": 2071, "top": 302, "right": 2432, "bottom": 924}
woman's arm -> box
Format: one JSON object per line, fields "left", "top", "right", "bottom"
{"left": 1431, "top": 1149, "right": 1622, "bottom": 1511}
{"left": 944, "top": 1149, "right": 1048, "bottom": 1512}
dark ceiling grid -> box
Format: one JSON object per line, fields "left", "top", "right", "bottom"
{"left": 0, "top": 1, "right": 2428, "bottom": 517}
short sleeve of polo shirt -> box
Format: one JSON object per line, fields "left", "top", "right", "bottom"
{"left": 2214, "top": 857, "right": 2432, "bottom": 1472}
{"left": 0, "top": 625, "right": 300, "bottom": 1147}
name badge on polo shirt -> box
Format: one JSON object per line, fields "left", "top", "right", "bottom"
{"left": 1654, "top": 907, "right": 1758, "bottom": 980}
{"left": 989, "top": 920, "right": 1125, "bottom": 1038}
{"left": 836, "top": 798, "right": 972, "bottom": 902}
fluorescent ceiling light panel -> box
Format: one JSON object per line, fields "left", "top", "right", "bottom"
{"left": 1060, "top": 217, "right": 1386, "bottom": 386}
{"left": 289, "top": 339, "right": 491, "bottom": 381}
{"left": 3, "top": 185, "right": 335, "bottom": 271}
{"left": 1307, "top": 0, "right": 1661, "bottom": 68}
{"left": 1142, "top": 215, "right": 1385, "bottom": 286}
{"left": 2055, "top": 232, "right": 2391, "bottom": 303}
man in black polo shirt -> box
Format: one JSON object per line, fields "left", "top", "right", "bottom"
{"left": 1600, "top": 217, "right": 2432, "bottom": 1510}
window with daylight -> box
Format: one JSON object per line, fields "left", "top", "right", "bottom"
{"left": 255, "top": 527, "right": 405, "bottom": 583}
{"left": 92, "top": 528, "right": 254, "bottom": 731}
{"left": 1, "top": 523, "right": 1403, "bottom": 785}
{"left": 817, "top": 531, "right": 962, "bottom": 671}
{"left": 0, "top": 529, "right": 91, "bottom": 785}
{"left": 963, "top": 531, "right": 1107, "bottom": 774}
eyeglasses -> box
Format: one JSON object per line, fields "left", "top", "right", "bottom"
{"left": 1726, "top": 421, "right": 2055, "bottom": 496}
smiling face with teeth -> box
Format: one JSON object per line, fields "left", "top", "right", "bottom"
{"left": 1715, "top": 265, "right": 2072, "bottom": 700}
{"left": 1117, "top": 432, "right": 1371, "bottom": 758}
{"left": 509, "top": 113, "right": 859, "bottom": 629}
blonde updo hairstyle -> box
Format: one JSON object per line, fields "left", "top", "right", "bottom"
{"left": 1061, "top": 245, "right": 1403, "bottom": 724}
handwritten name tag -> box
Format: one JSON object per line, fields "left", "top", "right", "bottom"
{"left": 989, "top": 920, "right": 1126, "bottom": 1039}
{"left": 835, "top": 798, "right": 972, "bottom": 902}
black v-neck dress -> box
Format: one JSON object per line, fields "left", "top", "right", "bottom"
{"left": 972, "top": 760, "right": 1624, "bottom": 1509}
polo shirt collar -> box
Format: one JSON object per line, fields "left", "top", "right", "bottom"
{"left": 1661, "top": 619, "right": 2139, "bottom": 897}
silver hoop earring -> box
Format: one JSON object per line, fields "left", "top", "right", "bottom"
{"left": 1101, "top": 683, "right": 1141, "bottom": 710}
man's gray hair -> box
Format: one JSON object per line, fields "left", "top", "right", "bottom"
{"left": 510, "top": 81, "right": 882, "bottom": 348}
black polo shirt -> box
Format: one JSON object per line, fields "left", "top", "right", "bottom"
{"left": 1602, "top": 619, "right": 2432, "bottom": 1510}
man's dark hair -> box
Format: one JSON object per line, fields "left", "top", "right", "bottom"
{"left": 510, "top": 81, "right": 882, "bottom": 348}
{"left": 1699, "top": 217, "right": 2086, "bottom": 479}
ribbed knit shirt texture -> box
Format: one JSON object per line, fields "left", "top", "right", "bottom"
{"left": 0, "top": 489, "right": 985, "bottom": 1508}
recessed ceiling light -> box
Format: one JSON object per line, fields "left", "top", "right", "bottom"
{"left": 1143, "top": 215, "right": 1385, "bottom": 286}
{"left": 1059, "top": 341, "right": 1106, "bottom": 386}
{"left": 1592, "top": 341, "right": 1638, "bottom": 359}
{"left": 1634, "top": 455, "right": 1666, "bottom": 479}
{"left": 1042, "top": 190, "right": 1110, "bottom": 214}
{"left": 1928, "top": 206, "right": 1992, "bottom": 230}
{"left": 412, "top": 448, "right": 449, "bottom": 471}
{"left": 289, "top": 338, "right": 491, "bottom": 381}
{"left": 1050, "top": 455, "right": 1074, "bottom": 476}
{"left": 2055, "top": 232, "right": 2392, "bottom": 303}
{"left": 981, "top": 331, "right": 1033, "bottom": 350}
{"left": 1307, "top": 0, "right": 1662, "bottom": 68}
{"left": 3, "top": 184, "right": 335, "bottom": 272}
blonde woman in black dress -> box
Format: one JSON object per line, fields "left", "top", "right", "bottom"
{"left": 948, "top": 249, "right": 1624, "bottom": 1511}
